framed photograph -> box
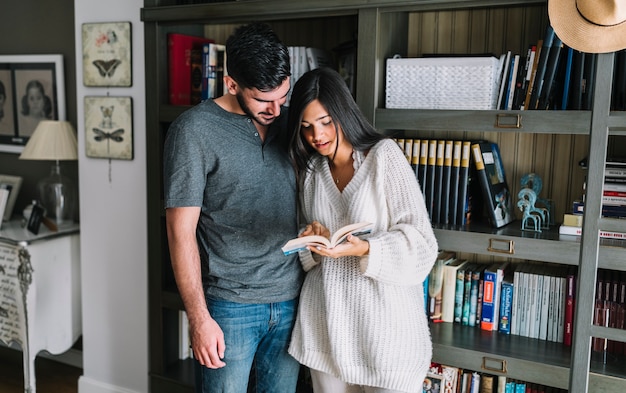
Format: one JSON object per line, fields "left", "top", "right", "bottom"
{"left": 0, "top": 174, "right": 23, "bottom": 221}
{"left": 82, "top": 22, "right": 132, "bottom": 87}
{"left": 423, "top": 373, "right": 444, "bottom": 393}
{"left": 84, "top": 96, "right": 133, "bottom": 160}
{"left": 0, "top": 54, "right": 65, "bottom": 153}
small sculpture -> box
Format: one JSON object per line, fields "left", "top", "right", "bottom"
{"left": 517, "top": 188, "right": 543, "bottom": 232}
{"left": 520, "top": 173, "right": 554, "bottom": 227}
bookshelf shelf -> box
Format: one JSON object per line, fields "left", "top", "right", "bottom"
{"left": 142, "top": 0, "right": 626, "bottom": 392}
{"left": 434, "top": 224, "right": 626, "bottom": 269}
{"left": 375, "top": 109, "right": 592, "bottom": 135}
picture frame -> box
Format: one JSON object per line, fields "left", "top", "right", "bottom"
{"left": 0, "top": 174, "right": 23, "bottom": 222}
{"left": 423, "top": 373, "right": 444, "bottom": 393}
{"left": 82, "top": 21, "right": 132, "bottom": 87}
{"left": 84, "top": 96, "right": 134, "bottom": 160}
{"left": 0, "top": 54, "right": 65, "bottom": 153}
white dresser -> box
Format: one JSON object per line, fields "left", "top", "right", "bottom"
{"left": 0, "top": 220, "right": 80, "bottom": 393}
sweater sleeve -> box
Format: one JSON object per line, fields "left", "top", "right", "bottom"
{"left": 361, "top": 140, "right": 439, "bottom": 286}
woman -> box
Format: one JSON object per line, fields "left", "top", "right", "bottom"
{"left": 287, "top": 67, "right": 439, "bottom": 393}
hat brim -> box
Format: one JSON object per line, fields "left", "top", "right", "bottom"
{"left": 549, "top": 0, "right": 626, "bottom": 53}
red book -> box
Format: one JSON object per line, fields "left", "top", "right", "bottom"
{"left": 563, "top": 268, "right": 576, "bottom": 346}
{"left": 168, "top": 33, "right": 214, "bottom": 105}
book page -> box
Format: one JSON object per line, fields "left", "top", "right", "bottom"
{"left": 281, "top": 222, "right": 372, "bottom": 255}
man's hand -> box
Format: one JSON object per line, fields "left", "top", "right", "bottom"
{"left": 190, "top": 315, "right": 226, "bottom": 369}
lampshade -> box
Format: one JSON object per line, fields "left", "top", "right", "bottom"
{"left": 18, "top": 120, "right": 78, "bottom": 227}
{"left": 19, "top": 120, "right": 78, "bottom": 161}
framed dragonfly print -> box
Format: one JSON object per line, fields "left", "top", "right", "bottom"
{"left": 82, "top": 22, "right": 132, "bottom": 87}
{"left": 84, "top": 96, "right": 133, "bottom": 160}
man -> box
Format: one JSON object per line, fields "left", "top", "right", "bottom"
{"left": 163, "top": 22, "right": 303, "bottom": 393}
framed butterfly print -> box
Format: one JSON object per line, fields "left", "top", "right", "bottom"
{"left": 82, "top": 22, "right": 132, "bottom": 87}
{"left": 84, "top": 96, "right": 133, "bottom": 160}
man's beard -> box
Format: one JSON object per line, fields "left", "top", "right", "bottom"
{"left": 236, "top": 92, "right": 276, "bottom": 126}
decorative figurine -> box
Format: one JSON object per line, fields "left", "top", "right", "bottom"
{"left": 520, "top": 173, "right": 554, "bottom": 226}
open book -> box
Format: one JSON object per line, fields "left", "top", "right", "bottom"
{"left": 281, "top": 222, "right": 373, "bottom": 255}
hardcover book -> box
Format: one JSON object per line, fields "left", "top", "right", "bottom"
{"left": 441, "top": 258, "right": 468, "bottom": 323}
{"left": 499, "top": 271, "right": 514, "bottom": 334}
{"left": 433, "top": 140, "right": 446, "bottom": 224}
{"left": 168, "top": 33, "right": 214, "bottom": 105}
{"left": 449, "top": 141, "right": 462, "bottom": 226}
{"left": 454, "top": 259, "right": 469, "bottom": 323}
{"left": 461, "top": 262, "right": 476, "bottom": 326}
{"left": 456, "top": 141, "right": 472, "bottom": 226}
{"left": 528, "top": 24, "right": 556, "bottom": 109}
{"left": 426, "top": 140, "right": 438, "bottom": 220}
{"left": 471, "top": 142, "right": 514, "bottom": 228}
{"left": 418, "top": 139, "right": 429, "bottom": 198}
{"left": 201, "top": 42, "right": 226, "bottom": 101}
{"left": 411, "top": 139, "right": 421, "bottom": 179}
{"left": 481, "top": 262, "right": 509, "bottom": 331}
{"left": 470, "top": 263, "right": 487, "bottom": 327}
{"left": 440, "top": 140, "right": 453, "bottom": 225}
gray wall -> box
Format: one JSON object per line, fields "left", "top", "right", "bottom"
{"left": 0, "top": 0, "right": 78, "bottom": 217}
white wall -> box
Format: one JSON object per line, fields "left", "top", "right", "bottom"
{"left": 74, "top": 1, "right": 148, "bottom": 393}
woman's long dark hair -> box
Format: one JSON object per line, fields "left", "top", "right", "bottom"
{"left": 287, "top": 67, "right": 385, "bottom": 175}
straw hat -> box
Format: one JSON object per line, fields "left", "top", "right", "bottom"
{"left": 549, "top": 0, "right": 626, "bottom": 53}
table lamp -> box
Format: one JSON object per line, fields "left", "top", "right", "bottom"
{"left": 19, "top": 120, "right": 78, "bottom": 227}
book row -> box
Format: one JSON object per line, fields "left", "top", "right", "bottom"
{"left": 396, "top": 138, "right": 515, "bottom": 229}
{"left": 495, "top": 23, "right": 626, "bottom": 112}
{"left": 167, "top": 32, "right": 357, "bottom": 106}
{"left": 428, "top": 252, "right": 626, "bottom": 355}
{"left": 426, "top": 362, "right": 567, "bottom": 393}
{"left": 592, "top": 269, "right": 626, "bottom": 361}
{"left": 427, "top": 252, "right": 577, "bottom": 345}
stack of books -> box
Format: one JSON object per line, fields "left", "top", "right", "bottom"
{"left": 603, "top": 159, "right": 626, "bottom": 219}
{"left": 559, "top": 158, "right": 626, "bottom": 240}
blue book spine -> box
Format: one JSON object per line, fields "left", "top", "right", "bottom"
{"left": 469, "top": 270, "right": 480, "bottom": 327}
{"left": 454, "top": 268, "right": 465, "bottom": 323}
{"left": 499, "top": 281, "right": 514, "bottom": 334}
{"left": 462, "top": 268, "right": 472, "bottom": 325}
{"left": 514, "top": 382, "right": 526, "bottom": 393}
{"left": 481, "top": 270, "right": 498, "bottom": 330}
{"left": 561, "top": 47, "right": 574, "bottom": 110}
{"left": 423, "top": 275, "right": 430, "bottom": 316}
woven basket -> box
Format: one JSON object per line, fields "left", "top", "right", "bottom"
{"left": 385, "top": 56, "right": 502, "bottom": 110}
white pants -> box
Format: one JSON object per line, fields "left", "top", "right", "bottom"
{"left": 310, "top": 369, "right": 406, "bottom": 393}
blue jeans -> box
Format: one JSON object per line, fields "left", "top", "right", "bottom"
{"left": 195, "top": 297, "right": 300, "bottom": 393}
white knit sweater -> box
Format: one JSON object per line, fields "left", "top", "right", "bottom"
{"left": 288, "top": 139, "right": 439, "bottom": 392}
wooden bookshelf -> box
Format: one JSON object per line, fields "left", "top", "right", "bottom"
{"left": 141, "top": 1, "right": 626, "bottom": 392}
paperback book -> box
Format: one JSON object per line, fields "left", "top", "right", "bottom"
{"left": 281, "top": 222, "right": 373, "bottom": 255}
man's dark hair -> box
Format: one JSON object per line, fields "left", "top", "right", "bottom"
{"left": 226, "top": 22, "right": 291, "bottom": 91}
